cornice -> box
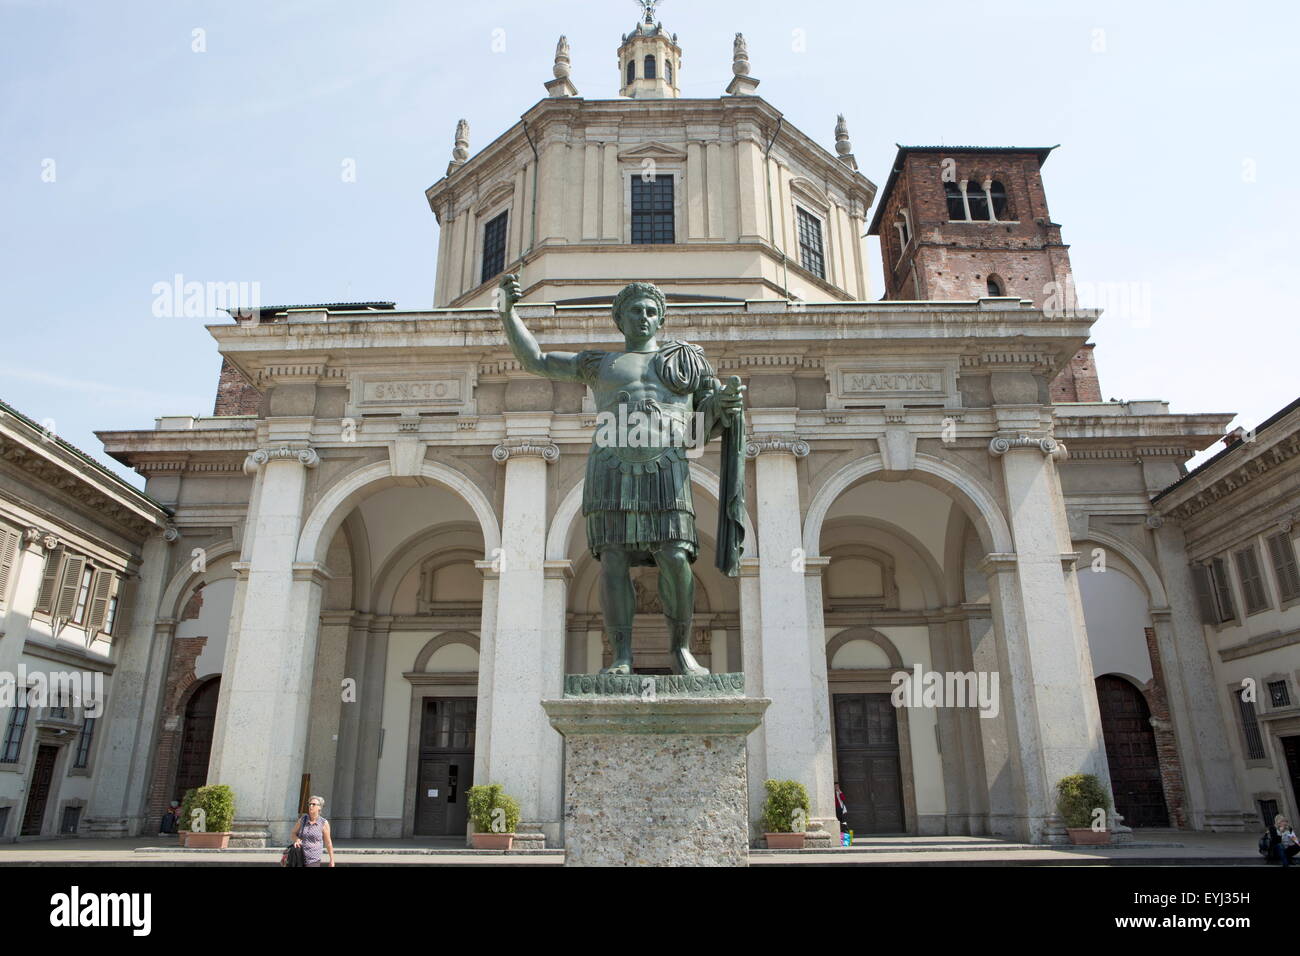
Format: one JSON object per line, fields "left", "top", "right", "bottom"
{"left": 1157, "top": 432, "right": 1300, "bottom": 522}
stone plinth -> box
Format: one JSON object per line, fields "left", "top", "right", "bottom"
{"left": 542, "top": 675, "right": 768, "bottom": 867}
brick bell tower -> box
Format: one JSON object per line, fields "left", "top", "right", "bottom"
{"left": 867, "top": 145, "right": 1100, "bottom": 402}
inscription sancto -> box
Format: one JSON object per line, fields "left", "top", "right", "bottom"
{"left": 358, "top": 378, "right": 462, "bottom": 406}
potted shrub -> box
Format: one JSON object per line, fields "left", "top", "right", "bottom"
{"left": 761, "top": 779, "right": 810, "bottom": 849}
{"left": 467, "top": 783, "right": 520, "bottom": 850}
{"left": 183, "top": 784, "right": 236, "bottom": 849}
{"left": 177, "top": 788, "right": 196, "bottom": 847}
{"left": 1056, "top": 773, "right": 1112, "bottom": 845}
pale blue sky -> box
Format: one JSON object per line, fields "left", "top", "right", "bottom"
{"left": 2, "top": 0, "right": 1296, "bottom": 486}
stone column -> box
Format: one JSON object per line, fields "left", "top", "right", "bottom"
{"left": 735, "top": 134, "right": 766, "bottom": 243}
{"left": 746, "top": 432, "right": 836, "bottom": 833}
{"left": 706, "top": 141, "right": 723, "bottom": 240}
{"left": 330, "top": 611, "right": 371, "bottom": 837}
{"left": 85, "top": 529, "right": 173, "bottom": 836}
{"left": 739, "top": 557, "right": 766, "bottom": 826}
{"left": 686, "top": 141, "right": 706, "bottom": 240}
{"left": 348, "top": 614, "right": 389, "bottom": 838}
{"left": 207, "top": 445, "right": 322, "bottom": 846}
{"left": 484, "top": 433, "right": 564, "bottom": 845}
{"left": 988, "top": 433, "right": 1111, "bottom": 841}
{"left": 303, "top": 609, "right": 352, "bottom": 822}
{"left": 1148, "top": 518, "right": 1244, "bottom": 829}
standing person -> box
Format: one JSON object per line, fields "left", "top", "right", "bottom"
{"left": 1276, "top": 815, "right": 1300, "bottom": 867}
{"left": 159, "top": 800, "right": 180, "bottom": 836}
{"left": 834, "top": 782, "right": 850, "bottom": 844}
{"left": 291, "top": 796, "right": 335, "bottom": 868}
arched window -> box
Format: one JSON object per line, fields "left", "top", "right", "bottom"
{"left": 944, "top": 181, "right": 965, "bottom": 220}
{"left": 966, "top": 182, "right": 990, "bottom": 221}
{"left": 986, "top": 274, "right": 1004, "bottom": 296}
{"left": 644, "top": 54, "right": 657, "bottom": 79}
{"left": 665, "top": 58, "right": 673, "bottom": 85}
{"left": 989, "top": 180, "right": 1008, "bottom": 219}
{"left": 626, "top": 60, "right": 635, "bottom": 86}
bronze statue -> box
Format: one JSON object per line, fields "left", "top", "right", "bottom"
{"left": 497, "top": 274, "right": 746, "bottom": 675}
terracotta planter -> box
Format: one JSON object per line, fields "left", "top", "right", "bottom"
{"left": 765, "top": 832, "right": 806, "bottom": 850}
{"left": 1066, "top": 827, "right": 1110, "bottom": 846}
{"left": 178, "top": 830, "right": 188, "bottom": 847}
{"left": 184, "top": 831, "right": 232, "bottom": 849}
{"left": 471, "top": 832, "right": 514, "bottom": 850}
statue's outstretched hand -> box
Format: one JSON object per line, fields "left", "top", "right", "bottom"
{"left": 498, "top": 273, "right": 522, "bottom": 319}
{"left": 717, "top": 375, "right": 746, "bottom": 422}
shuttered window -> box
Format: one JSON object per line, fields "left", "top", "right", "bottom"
{"left": 1190, "top": 564, "right": 1220, "bottom": 623}
{"left": 33, "top": 548, "right": 63, "bottom": 614}
{"left": 1266, "top": 532, "right": 1300, "bottom": 603}
{"left": 54, "top": 555, "right": 86, "bottom": 621}
{"left": 1210, "top": 556, "right": 1236, "bottom": 622}
{"left": 86, "top": 571, "right": 115, "bottom": 635}
{"left": 0, "top": 528, "right": 18, "bottom": 605}
{"left": 1234, "top": 545, "right": 1270, "bottom": 615}
{"left": 74, "top": 716, "right": 96, "bottom": 768}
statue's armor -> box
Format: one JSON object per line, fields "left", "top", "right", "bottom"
{"left": 576, "top": 342, "right": 717, "bottom": 565}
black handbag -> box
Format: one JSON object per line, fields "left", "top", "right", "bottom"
{"left": 280, "top": 815, "right": 308, "bottom": 867}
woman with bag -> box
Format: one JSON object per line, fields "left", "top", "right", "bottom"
{"left": 291, "top": 795, "right": 335, "bottom": 868}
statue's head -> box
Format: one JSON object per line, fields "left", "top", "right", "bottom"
{"left": 611, "top": 282, "right": 667, "bottom": 345}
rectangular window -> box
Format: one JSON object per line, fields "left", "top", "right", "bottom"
{"left": 631, "top": 174, "right": 674, "bottom": 244}
{"left": 1260, "top": 799, "right": 1280, "bottom": 827}
{"left": 103, "top": 595, "right": 118, "bottom": 636}
{"left": 1, "top": 702, "right": 28, "bottom": 763}
{"left": 72, "top": 566, "right": 94, "bottom": 624}
{"left": 480, "top": 211, "right": 508, "bottom": 284}
{"left": 33, "top": 547, "right": 63, "bottom": 614}
{"left": 0, "top": 528, "right": 19, "bottom": 605}
{"left": 796, "top": 207, "right": 825, "bottom": 279}
{"left": 1210, "top": 556, "right": 1236, "bottom": 622}
{"left": 60, "top": 805, "right": 81, "bottom": 835}
{"left": 74, "top": 716, "right": 96, "bottom": 769}
{"left": 1268, "top": 680, "right": 1291, "bottom": 709}
{"left": 1237, "top": 689, "right": 1266, "bottom": 760}
{"left": 1266, "top": 531, "right": 1300, "bottom": 603}
{"left": 1234, "top": 545, "right": 1270, "bottom": 614}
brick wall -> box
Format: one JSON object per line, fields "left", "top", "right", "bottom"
{"left": 1142, "top": 625, "right": 1188, "bottom": 829}
{"left": 875, "top": 149, "right": 1101, "bottom": 403}
{"left": 146, "top": 634, "right": 208, "bottom": 822}
{"left": 213, "top": 357, "right": 262, "bottom": 417}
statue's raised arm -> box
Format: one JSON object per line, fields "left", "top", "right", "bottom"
{"left": 497, "top": 273, "right": 581, "bottom": 382}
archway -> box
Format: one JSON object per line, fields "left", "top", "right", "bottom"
{"left": 175, "top": 676, "right": 221, "bottom": 801}
{"left": 1096, "top": 674, "right": 1169, "bottom": 827}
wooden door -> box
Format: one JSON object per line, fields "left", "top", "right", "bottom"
{"left": 1096, "top": 675, "right": 1169, "bottom": 827}
{"left": 414, "top": 698, "right": 475, "bottom": 836}
{"left": 175, "top": 677, "right": 220, "bottom": 800}
{"left": 833, "top": 693, "right": 904, "bottom": 834}
{"left": 21, "top": 745, "right": 58, "bottom": 836}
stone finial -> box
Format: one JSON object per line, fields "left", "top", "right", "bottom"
{"left": 452, "top": 119, "right": 470, "bottom": 163}
{"left": 834, "top": 114, "right": 851, "bottom": 155}
{"left": 545, "top": 35, "right": 579, "bottom": 97}
{"left": 726, "top": 33, "right": 760, "bottom": 95}
{"left": 834, "top": 113, "right": 858, "bottom": 169}
{"left": 554, "top": 35, "right": 571, "bottom": 78}
{"left": 732, "top": 33, "right": 750, "bottom": 76}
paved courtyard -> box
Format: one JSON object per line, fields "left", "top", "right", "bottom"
{"left": 0, "top": 831, "right": 1266, "bottom": 866}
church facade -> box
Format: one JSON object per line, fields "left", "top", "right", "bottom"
{"left": 8, "top": 10, "right": 1292, "bottom": 848}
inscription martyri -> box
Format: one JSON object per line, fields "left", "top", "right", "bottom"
{"left": 842, "top": 371, "right": 943, "bottom": 394}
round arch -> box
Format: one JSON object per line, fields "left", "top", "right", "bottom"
{"left": 297, "top": 460, "right": 500, "bottom": 566}
{"left": 803, "top": 453, "right": 1013, "bottom": 557}
{"left": 1073, "top": 528, "right": 1169, "bottom": 610}
{"left": 545, "top": 462, "right": 758, "bottom": 561}
{"left": 825, "top": 626, "right": 905, "bottom": 669}
{"left": 412, "top": 631, "right": 481, "bottom": 672}
{"left": 158, "top": 538, "right": 240, "bottom": 623}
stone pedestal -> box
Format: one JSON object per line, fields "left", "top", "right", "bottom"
{"left": 542, "top": 674, "right": 768, "bottom": 867}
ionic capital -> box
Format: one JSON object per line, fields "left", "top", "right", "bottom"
{"left": 492, "top": 439, "right": 559, "bottom": 463}
{"left": 243, "top": 445, "right": 321, "bottom": 475}
{"left": 988, "top": 434, "right": 1068, "bottom": 461}
{"left": 745, "top": 434, "right": 809, "bottom": 459}
{"left": 22, "top": 527, "right": 59, "bottom": 552}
